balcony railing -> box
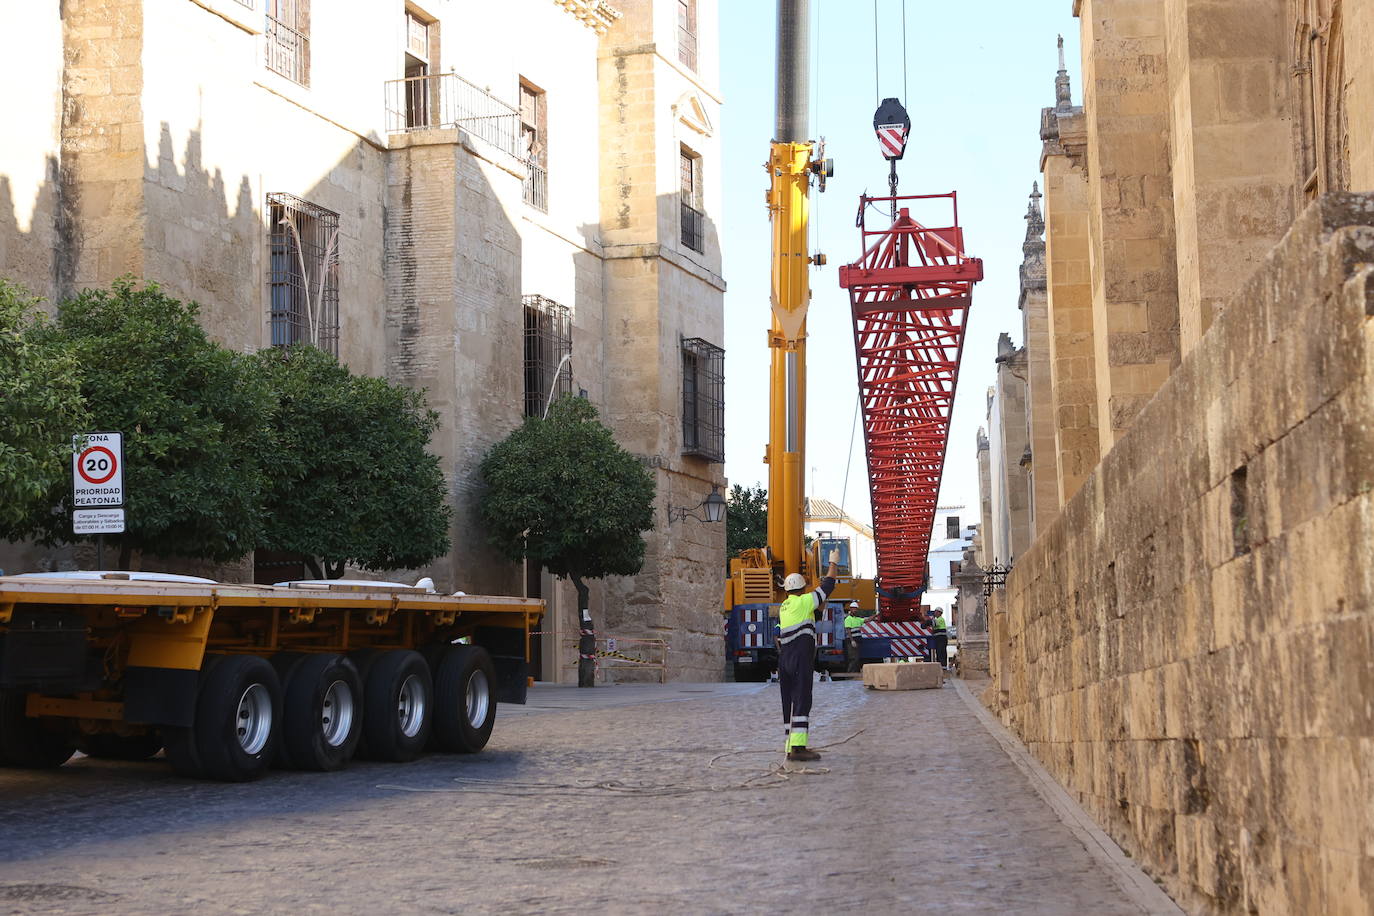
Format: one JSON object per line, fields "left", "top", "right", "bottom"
{"left": 678, "top": 27, "right": 698, "bottom": 71}
{"left": 384, "top": 73, "right": 523, "bottom": 161}
{"left": 524, "top": 162, "right": 548, "bottom": 213}
{"left": 265, "top": 15, "right": 308, "bottom": 86}
{"left": 681, "top": 201, "right": 705, "bottom": 253}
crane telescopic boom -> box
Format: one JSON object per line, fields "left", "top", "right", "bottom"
{"left": 765, "top": 0, "right": 829, "bottom": 585}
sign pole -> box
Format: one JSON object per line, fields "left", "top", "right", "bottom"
{"left": 97, "top": 534, "right": 104, "bottom": 571}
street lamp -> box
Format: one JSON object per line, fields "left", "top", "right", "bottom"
{"left": 667, "top": 485, "right": 726, "bottom": 524}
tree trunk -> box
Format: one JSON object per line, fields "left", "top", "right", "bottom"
{"left": 324, "top": 558, "right": 345, "bottom": 579}
{"left": 573, "top": 575, "right": 594, "bottom": 688}
{"left": 117, "top": 536, "right": 132, "bottom": 570}
{"left": 303, "top": 555, "right": 324, "bottom": 579}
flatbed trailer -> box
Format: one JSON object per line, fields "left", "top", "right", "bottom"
{"left": 0, "top": 574, "right": 541, "bottom": 781}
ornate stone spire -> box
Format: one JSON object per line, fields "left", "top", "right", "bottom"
{"left": 1019, "top": 183, "right": 1046, "bottom": 297}
{"left": 1055, "top": 35, "right": 1073, "bottom": 110}
{"left": 1024, "top": 182, "right": 1045, "bottom": 255}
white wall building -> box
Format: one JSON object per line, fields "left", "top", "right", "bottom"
{"left": 0, "top": 0, "right": 729, "bottom": 682}
{"left": 803, "top": 497, "right": 876, "bottom": 580}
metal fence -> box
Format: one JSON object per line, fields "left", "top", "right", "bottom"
{"left": 523, "top": 162, "right": 548, "bottom": 213}
{"left": 384, "top": 72, "right": 523, "bottom": 161}
{"left": 265, "top": 15, "right": 308, "bottom": 86}
{"left": 680, "top": 201, "right": 705, "bottom": 253}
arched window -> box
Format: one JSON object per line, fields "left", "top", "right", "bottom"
{"left": 1293, "top": 0, "right": 1349, "bottom": 199}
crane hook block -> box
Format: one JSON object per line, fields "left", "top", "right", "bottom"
{"left": 873, "top": 98, "right": 910, "bottom": 161}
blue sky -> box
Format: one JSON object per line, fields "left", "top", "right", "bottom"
{"left": 719, "top": 0, "right": 1081, "bottom": 526}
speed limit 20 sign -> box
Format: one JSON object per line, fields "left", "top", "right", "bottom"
{"left": 72, "top": 432, "right": 124, "bottom": 507}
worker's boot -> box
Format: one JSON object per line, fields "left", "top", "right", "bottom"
{"left": 786, "top": 747, "right": 821, "bottom": 762}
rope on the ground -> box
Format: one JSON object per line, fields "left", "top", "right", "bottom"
{"left": 375, "top": 731, "right": 865, "bottom": 798}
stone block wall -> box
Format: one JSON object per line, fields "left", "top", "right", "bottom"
{"left": 988, "top": 194, "right": 1374, "bottom": 915}
{"left": 1076, "top": 0, "right": 1181, "bottom": 451}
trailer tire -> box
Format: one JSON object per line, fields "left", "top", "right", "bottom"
{"left": 76, "top": 732, "right": 163, "bottom": 761}
{"left": 0, "top": 691, "right": 75, "bottom": 769}
{"left": 176, "top": 655, "right": 282, "bottom": 782}
{"left": 280, "top": 654, "right": 362, "bottom": 771}
{"left": 359, "top": 650, "right": 431, "bottom": 762}
{"left": 431, "top": 645, "right": 497, "bottom": 753}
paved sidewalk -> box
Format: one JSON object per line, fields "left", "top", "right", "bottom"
{"left": 0, "top": 677, "right": 1180, "bottom": 915}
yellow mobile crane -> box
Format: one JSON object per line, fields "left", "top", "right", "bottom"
{"left": 724, "top": 1, "right": 874, "bottom": 680}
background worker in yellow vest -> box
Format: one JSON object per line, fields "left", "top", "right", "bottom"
{"left": 929, "top": 607, "right": 949, "bottom": 669}
{"left": 776, "top": 550, "right": 841, "bottom": 762}
{"left": 843, "top": 600, "right": 876, "bottom": 673}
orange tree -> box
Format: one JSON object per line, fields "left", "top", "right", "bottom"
{"left": 478, "top": 397, "right": 655, "bottom": 687}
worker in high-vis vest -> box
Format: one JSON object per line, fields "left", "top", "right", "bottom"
{"left": 930, "top": 607, "right": 949, "bottom": 669}
{"left": 842, "top": 600, "right": 876, "bottom": 673}
{"left": 776, "top": 550, "right": 841, "bottom": 762}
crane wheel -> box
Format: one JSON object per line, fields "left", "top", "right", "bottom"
{"left": 278, "top": 654, "right": 362, "bottom": 771}
{"left": 166, "top": 655, "right": 282, "bottom": 782}
{"left": 358, "top": 650, "right": 432, "bottom": 762}
{"left": 431, "top": 645, "right": 497, "bottom": 753}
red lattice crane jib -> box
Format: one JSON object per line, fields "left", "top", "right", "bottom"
{"left": 838, "top": 193, "right": 984, "bottom": 621}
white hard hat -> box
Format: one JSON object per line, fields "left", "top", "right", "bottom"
{"left": 783, "top": 573, "right": 807, "bottom": 591}
{"left": 848, "top": 600, "right": 860, "bottom": 608}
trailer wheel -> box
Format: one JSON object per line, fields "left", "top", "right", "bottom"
{"left": 0, "top": 691, "right": 75, "bottom": 768}
{"left": 359, "top": 650, "right": 432, "bottom": 762}
{"left": 167, "top": 655, "right": 281, "bottom": 782}
{"left": 76, "top": 732, "right": 163, "bottom": 761}
{"left": 431, "top": 645, "right": 497, "bottom": 753}
{"left": 279, "top": 654, "right": 362, "bottom": 771}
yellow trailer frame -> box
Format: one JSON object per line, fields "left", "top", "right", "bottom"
{"left": 0, "top": 575, "right": 542, "bottom": 779}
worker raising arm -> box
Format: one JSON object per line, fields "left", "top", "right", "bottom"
{"left": 776, "top": 550, "right": 840, "bottom": 762}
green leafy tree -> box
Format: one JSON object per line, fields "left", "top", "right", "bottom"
{"left": 22, "top": 279, "right": 270, "bottom": 566}
{"left": 726, "top": 483, "right": 768, "bottom": 559}
{"left": 478, "top": 396, "right": 655, "bottom": 687}
{"left": 251, "top": 345, "right": 451, "bottom": 578}
{"left": 0, "top": 281, "right": 90, "bottom": 534}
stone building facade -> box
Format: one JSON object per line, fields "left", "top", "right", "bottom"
{"left": 0, "top": 0, "right": 727, "bottom": 682}
{"left": 979, "top": 2, "right": 1374, "bottom": 913}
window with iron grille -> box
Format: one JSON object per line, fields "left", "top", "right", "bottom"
{"left": 266, "top": 0, "right": 310, "bottom": 86}
{"left": 267, "top": 193, "right": 339, "bottom": 356}
{"left": 680, "top": 146, "right": 704, "bottom": 253}
{"left": 681, "top": 337, "right": 724, "bottom": 462}
{"left": 678, "top": 0, "right": 698, "bottom": 71}
{"left": 520, "top": 80, "right": 548, "bottom": 212}
{"left": 946, "top": 515, "right": 960, "bottom": 540}
{"left": 523, "top": 295, "right": 571, "bottom": 418}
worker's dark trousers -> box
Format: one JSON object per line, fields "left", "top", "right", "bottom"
{"left": 933, "top": 632, "right": 948, "bottom": 667}
{"left": 778, "top": 635, "right": 815, "bottom": 746}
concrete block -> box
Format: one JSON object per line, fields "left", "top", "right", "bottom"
{"left": 862, "top": 662, "right": 943, "bottom": 691}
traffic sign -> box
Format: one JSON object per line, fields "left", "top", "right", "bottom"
{"left": 73, "top": 508, "right": 126, "bottom": 535}
{"left": 72, "top": 432, "right": 124, "bottom": 508}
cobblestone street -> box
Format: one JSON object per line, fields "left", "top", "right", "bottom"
{"left": 1, "top": 678, "right": 1179, "bottom": 915}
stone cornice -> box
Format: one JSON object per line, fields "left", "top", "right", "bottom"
{"left": 554, "top": 0, "right": 622, "bottom": 35}
{"left": 1040, "top": 105, "right": 1088, "bottom": 173}
{"left": 603, "top": 242, "right": 727, "bottom": 292}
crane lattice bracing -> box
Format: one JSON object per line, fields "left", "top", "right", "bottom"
{"left": 838, "top": 193, "right": 984, "bottom": 621}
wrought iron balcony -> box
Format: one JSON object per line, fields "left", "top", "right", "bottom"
{"left": 680, "top": 201, "right": 705, "bottom": 253}
{"left": 266, "top": 15, "right": 309, "bottom": 86}
{"left": 523, "top": 162, "right": 548, "bottom": 213}
{"left": 384, "top": 72, "right": 523, "bottom": 161}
